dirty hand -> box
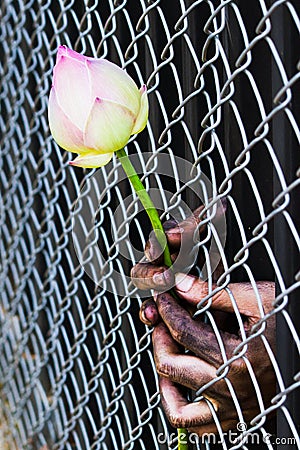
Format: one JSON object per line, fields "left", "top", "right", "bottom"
{"left": 131, "top": 209, "right": 276, "bottom": 435}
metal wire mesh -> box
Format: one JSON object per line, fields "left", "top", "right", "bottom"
{"left": 0, "top": 1, "right": 299, "bottom": 449}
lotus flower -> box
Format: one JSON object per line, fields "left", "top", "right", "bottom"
{"left": 48, "top": 46, "right": 148, "bottom": 168}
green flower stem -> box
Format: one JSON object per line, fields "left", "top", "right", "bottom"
{"left": 116, "top": 148, "right": 173, "bottom": 267}
{"left": 116, "top": 148, "right": 189, "bottom": 450}
{"left": 178, "top": 428, "right": 189, "bottom": 450}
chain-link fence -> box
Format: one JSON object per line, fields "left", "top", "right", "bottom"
{"left": 1, "top": 1, "right": 299, "bottom": 449}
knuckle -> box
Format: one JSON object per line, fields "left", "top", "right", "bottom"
{"left": 156, "top": 357, "right": 172, "bottom": 378}
{"left": 167, "top": 408, "right": 190, "bottom": 428}
{"left": 130, "top": 264, "right": 140, "bottom": 279}
{"left": 230, "top": 357, "right": 248, "bottom": 375}
{"left": 168, "top": 408, "right": 204, "bottom": 429}
{"left": 168, "top": 413, "right": 185, "bottom": 428}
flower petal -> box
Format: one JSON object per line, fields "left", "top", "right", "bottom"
{"left": 48, "top": 86, "right": 87, "bottom": 154}
{"left": 86, "top": 58, "right": 141, "bottom": 115}
{"left": 57, "top": 45, "right": 87, "bottom": 63}
{"left": 131, "top": 85, "right": 149, "bottom": 135}
{"left": 84, "top": 98, "right": 135, "bottom": 153}
{"left": 69, "top": 152, "right": 113, "bottom": 168}
{"left": 53, "top": 52, "right": 91, "bottom": 130}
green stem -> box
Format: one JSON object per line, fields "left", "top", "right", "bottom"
{"left": 116, "top": 148, "right": 172, "bottom": 267}
{"left": 116, "top": 148, "right": 188, "bottom": 450}
{"left": 178, "top": 428, "right": 189, "bottom": 450}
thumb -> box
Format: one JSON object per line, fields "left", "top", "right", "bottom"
{"left": 174, "top": 273, "right": 273, "bottom": 318}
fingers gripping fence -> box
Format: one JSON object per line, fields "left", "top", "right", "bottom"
{"left": 0, "top": 1, "right": 299, "bottom": 449}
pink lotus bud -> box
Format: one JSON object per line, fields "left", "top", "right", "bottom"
{"left": 48, "top": 46, "right": 148, "bottom": 168}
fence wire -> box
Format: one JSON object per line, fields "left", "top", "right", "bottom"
{"left": 0, "top": 1, "right": 299, "bottom": 449}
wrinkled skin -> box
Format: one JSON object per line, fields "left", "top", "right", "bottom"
{"left": 131, "top": 207, "right": 276, "bottom": 435}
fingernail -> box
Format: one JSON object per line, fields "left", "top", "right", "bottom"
{"left": 175, "top": 273, "right": 194, "bottom": 292}
{"left": 145, "top": 243, "right": 163, "bottom": 263}
{"left": 153, "top": 270, "right": 174, "bottom": 288}
{"left": 221, "top": 197, "right": 227, "bottom": 211}
{"left": 163, "top": 219, "right": 178, "bottom": 230}
{"left": 153, "top": 272, "right": 166, "bottom": 286}
{"left": 165, "top": 226, "right": 184, "bottom": 235}
{"left": 140, "top": 304, "right": 159, "bottom": 326}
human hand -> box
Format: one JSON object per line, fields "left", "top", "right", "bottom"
{"left": 131, "top": 208, "right": 276, "bottom": 435}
